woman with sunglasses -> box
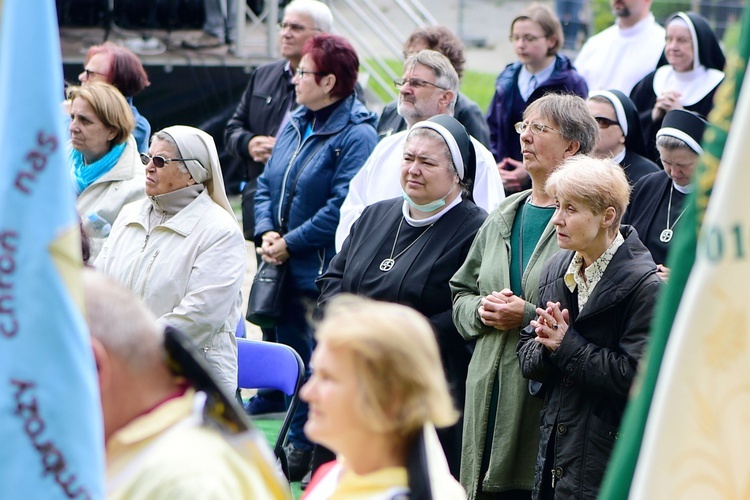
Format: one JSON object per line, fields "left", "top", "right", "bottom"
{"left": 486, "top": 3, "right": 588, "bottom": 195}
{"left": 68, "top": 82, "right": 145, "bottom": 261}
{"left": 253, "top": 33, "right": 377, "bottom": 480}
{"left": 96, "top": 125, "right": 246, "bottom": 397}
{"left": 587, "top": 90, "right": 658, "bottom": 185}
{"left": 451, "top": 93, "right": 598, "bottom": 499}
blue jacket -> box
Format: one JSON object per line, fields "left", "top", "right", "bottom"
{"left": 254, "top": 93, "right": 378, "bottom": 291}
{"left": 486, "top": 55, "right": 588, "bottom": 162}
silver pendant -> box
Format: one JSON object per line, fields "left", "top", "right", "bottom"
{"left": 379, "top": 258, "right": 395, "bottom": 272}
{"left": 660, "top": 229, "right": 673, "bottom": 243}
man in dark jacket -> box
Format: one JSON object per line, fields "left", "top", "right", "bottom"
{"left": 224, "top": 0, "right": 333, "bottom": 239}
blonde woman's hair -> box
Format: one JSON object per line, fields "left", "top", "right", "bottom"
{"left": 315, "top": 295, "right": 458, "bottom": 437}
{"left": 67, "top": 82, "right": 135, "bottom": 145}
{"left": 546, "top": 155, "right": 631, "bottom": 233}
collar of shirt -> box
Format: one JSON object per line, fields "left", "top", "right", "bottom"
{"left": 564, "top": 231, "right": 625, "bottom": 312}
{"left": 518, "top": 58, "right": 556, "bottom": 101}
{"left": 618, "top": 13, "right": 657, "bottom": 37}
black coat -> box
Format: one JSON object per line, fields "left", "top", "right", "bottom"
{"left": 622, "top": 170, "right": 678, "bottom": 265}
{"left": 224, "top": 59, "right": 295, "bottom": 181}
{"left": 517, "top": 226, "right": 661, "bottom": 499}
{"left": 629, "top": 71, "right": 719, "bottom": 162}
{"left": 621, "top": 149, "right": 659, "bottom": 185}
{"left": 376, "top": 92, "right": 491, "bottom": 149}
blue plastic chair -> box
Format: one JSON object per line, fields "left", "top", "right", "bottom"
{"left": 235, "top": 318, "right": 246, "bottom": 338}
{"left": 236, "top": 338, "right": 304, "bottom": 481}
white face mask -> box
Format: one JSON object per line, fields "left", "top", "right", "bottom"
{"left": 401, "top": 183, "right": 457, "bottom": 213}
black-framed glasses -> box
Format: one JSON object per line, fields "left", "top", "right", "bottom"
{"left": 393, "top": 78, "right": 447, "bottom": 90}
{"left": 278, "top": 22, "right": 319, "bottom": 33}
{"left": 295, "top": 67, "right": 325, "bottom": 78}
{"left": 509, "top": 34, "right": 547, "bottom": 43}
{"left": 140, "top": 153, "right": 199, "bottom": 169}
{"left": 81, "top": 68, "right": 107, "bottom": 79}
{"left": 514, "top": 121, "right": 561, "bottom": 135}
{"left": 593, "top": 116, "right": 620, "bottom": 129}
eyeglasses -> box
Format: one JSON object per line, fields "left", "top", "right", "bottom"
{"left": 593, "top": 116, "right": 620, "bottom": 129}
{"left": 295, "top": 67, "right": 325, "bottom": 78}
{"left": 140, "top": 153, "right": 199, "bottom": 169}
{"left": 514, "top": 121, "right": 561, "bottom": 135}
{"left": 509, "top": 34, "right": 546, "bottom": 43}
{"left": 393, "top": 78, "right": 447, "bottom": 90}
{"left": 278, "top": 22, "right": 319, "bottom": 33}
{"left": 81, "top": 68, "right": 107, "bottom": 79}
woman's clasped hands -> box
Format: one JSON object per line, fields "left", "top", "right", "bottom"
{"left": 257, "top": 231, "right": 290, "bottom": 265}
{"left": 530, "top": 301, "right": 570, "bottom": 352}
{"left": 478, "top": 288, "right": 525, "bottom": 330}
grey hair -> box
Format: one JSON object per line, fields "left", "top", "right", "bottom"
{"left": 404, "top": 50, "right": 459, "bottom": 112}
{"left": 285, "top": 0, "right": 333, "bottom": 32}
{"left": 152, "top": 131, "right": 188, "bottom": 173}
{"left": 83, "top": 269, "right": 164, "bottom": 372}
{"left": 524, "top": 93, "right": 598, "bottom": 155}
{"left": 656, "top": 134, "right": 695, "bottom": 152}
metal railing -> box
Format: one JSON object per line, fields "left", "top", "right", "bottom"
{"left": 327, "top": 0, "right": 436, "bottom": 102}
{"left": 233, "top": 0, "right": 436, "bottom": 104}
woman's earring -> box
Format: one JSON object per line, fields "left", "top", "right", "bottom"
{"left": 323, "top": 91, "right": 330, "bottom": 104}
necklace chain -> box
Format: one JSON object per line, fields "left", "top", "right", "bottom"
{"left": 660, "top": 184, "right": 688, "bottom": 243}
{"left": 379, "top": 218, "right": 434, "bottom": 272}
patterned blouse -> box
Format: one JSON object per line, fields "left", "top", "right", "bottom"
{"left": 564, "top": 232, "right": 624, "bottom": 312}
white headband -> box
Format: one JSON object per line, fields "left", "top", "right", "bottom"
{"left": 657, "top": 127, "right": 703, "bottom": 155}
{"left": 408, "top": 121, "right": 465, "bottom": 180}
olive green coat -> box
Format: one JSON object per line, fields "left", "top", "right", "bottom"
{"left": 450, "top": 191, "right": 560, "bottom": 497}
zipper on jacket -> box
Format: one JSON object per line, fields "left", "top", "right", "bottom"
{"left": 276, "top": 126, "right": 330, "bottom": 230}
{"left": 276, "top": 125, "right": 303, "bottom": 228}
{"left": 137, "top": 250, "right": 160, "bottom": 297}
{"left": 318, "top": 248, "right": 326, "bottom": 275}
{"left": 141, "top": 233, "right": 150, "bottom": 252}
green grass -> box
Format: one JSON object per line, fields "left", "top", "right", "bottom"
{"left": 363, "top": 58, "right": 497, "bottom": 114}
{"left": 254, "top": 418, "right": 303, "bottom": 499}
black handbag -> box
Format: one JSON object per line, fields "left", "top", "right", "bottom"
{"left": 245, "top": 150, "right": 313, "bottom": 328}
{"left": 246, "top": 260, "right": 289, "bottom": 328}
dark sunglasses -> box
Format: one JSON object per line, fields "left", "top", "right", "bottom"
{"left": 594, "top": 116, "right": 620, "bottom": 129}
{"left": 140, "top": 153, "right": 199, "bottom": 169}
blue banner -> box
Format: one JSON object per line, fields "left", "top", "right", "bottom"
{"left": 0, "top": 1, "right": 105, "bottom": 498}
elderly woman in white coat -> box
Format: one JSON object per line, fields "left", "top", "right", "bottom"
{"left": 96, "top": 125, "right": 246, "bottom": 395}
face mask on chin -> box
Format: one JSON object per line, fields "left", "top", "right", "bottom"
{"left": 402, "top": 183, "right": 457, "bottom": 213}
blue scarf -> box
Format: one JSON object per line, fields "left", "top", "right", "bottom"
{"left": 70, "top": 141, "right": 127, "bottom": 194}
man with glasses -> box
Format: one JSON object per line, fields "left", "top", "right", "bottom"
{"left": 335, "top": 50, "right": 505, "bottom": 251}
{"left": 587, "top": 90, "right": 658, "bottom": 185}
{"left": 376, "top": 26, "right": 490, "bottom": 148}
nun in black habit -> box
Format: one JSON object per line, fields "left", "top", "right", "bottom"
{"left": 630, "top": 12, "right": 724, "bottom": 161}
{"left": 623, "top": 109, "right": 707, "bottom": 282}
{"left": 588, "top": 89, "right": 659, "bottom": 185}
{"left": 317, "top": 114, "right": 488, "bottom": 478}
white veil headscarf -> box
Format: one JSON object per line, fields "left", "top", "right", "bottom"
{"left": 161, "top": 125, "right": 235, "bottom": 218}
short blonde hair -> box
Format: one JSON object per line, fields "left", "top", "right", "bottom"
{"left": 315, "top": 295, "right": 458, "bottom": 437}
{"left": 546, "top": 155, "right": 631, "bottom": 231}
{"left": 67, "top": 82, "right": 135, "bottom": 145}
